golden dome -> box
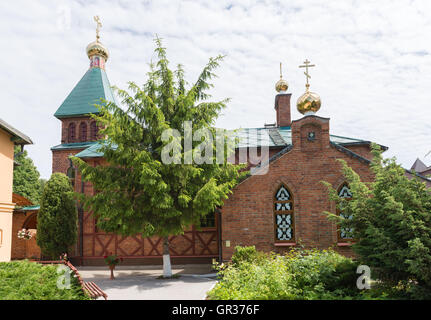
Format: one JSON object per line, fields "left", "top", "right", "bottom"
{"left": 275, "top": 78, "right": 288, "bottom": 93}
{"left": 297, "top": 90, "right": 321, "bottom": 114}
{"left": 86, "top": 40, "right": 109, "bottom": 61}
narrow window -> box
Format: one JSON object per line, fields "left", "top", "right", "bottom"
{"left": 337, "top": 183, "right": 353, "bottom": 241}
{"left": 79, "top": 122, "right": 87, "bottom": 142}
{"left": 90, "top": 121, "right": 98, "bottom": 141}
{"left": 200, "top": 212, "right": 216, "bottom": 229}
{"left": 67, "top": 165, "right": 75, "bottom": 189}
{"left": 274, "top": 184, "right": 294, "bottom": 242}
{"left": 68, "top": 122, "right": 76, "bottom": 142}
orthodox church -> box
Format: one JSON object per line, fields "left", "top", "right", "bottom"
{"left": 50, "top": 20, "right": 423, "bottom": 265}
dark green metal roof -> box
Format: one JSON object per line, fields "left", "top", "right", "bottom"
{"left": 51, "top": 141, "right": 98, "bottom": 151}
{"left": 75, "top": 141, "right": 107, "bottom": 158}
{"left": 16, "top": 205, "right": 40, "bottom": 211}
{"left": 73, "top": 126, "right": 383, "bottom": 160}
{"left": 54, "top": 67, "right": 116, "bottom": 119}
{"left": 236, "top": 126, "right": 377, "bottom": 148}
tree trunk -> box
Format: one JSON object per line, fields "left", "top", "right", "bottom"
{"left": 109, "top": 265, "right": 115, "bottom": 280}
{"left": 163, "top": 236, "right": 172, "bottom": 278}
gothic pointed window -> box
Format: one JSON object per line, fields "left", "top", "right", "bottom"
{"left": 274, "top": 184, "right": 294, "bottom": 242}
{"left": 68, "top": 122, "right": 76, "bottom": 142}
{"left": 90, "top": 121, "right": 98, "bottom": 141}
{"left": 337, "top": 183, "right": 353, "bottom": 240}
{"left": 79, "top": 122, "right": 87, "bottom": 142}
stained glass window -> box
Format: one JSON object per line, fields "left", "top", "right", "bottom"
{"left": 274, "top": 185, "right": 294, "bottom": 242}
{"left": 338, "top": 184, "right": 353, "bottom": 240}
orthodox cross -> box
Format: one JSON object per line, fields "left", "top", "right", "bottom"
{"left": 94, "top": 15, "right": 102, "bottom": 41}
{"left": 279, "top": 62, "right": 283, "bottom": 79}
{"left": 299, "top": 59, "right": 315, "bottom": 90}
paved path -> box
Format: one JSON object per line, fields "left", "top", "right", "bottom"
{"left": 78, "top": 264, "right": 217, "bottom": 300}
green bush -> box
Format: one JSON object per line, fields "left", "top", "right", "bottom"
{"left": 208, "top": 247, "right": 389, "bottom": 300}
{"left": 37, "top": 173, "right": 77, "bottom": 259}
{"left": 231, "top": 246, "right": 267, "bottom": 266}
{"left": 0, "top": 260, "right": 90, "bottom": 300}
{"left": 323, "top": 144, "right": 431, "bottom": 299}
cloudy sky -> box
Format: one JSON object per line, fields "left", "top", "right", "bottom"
{"left": 1, "top": 0, "right": 431, "bottom": 179}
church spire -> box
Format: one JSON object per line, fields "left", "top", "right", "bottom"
{"left": 86, "top": 15, "right": 109, "bottom": 70}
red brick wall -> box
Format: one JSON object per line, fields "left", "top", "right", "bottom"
{"left": 275, "top": 94, "right": 291, "bottom": 127}
{"left": 344, "top": 144, "right": 373, "bottom": 160}
{"left": 60, "top": 116, "right": 99, "bottom": 143}
{"left": 11, "top": 211, "right": 41, "bottom": 260}
{"left": 11, "top": 213, "right": 26, "bottom": 259}
{"left": 220, "top": 115, "right": 373, "bottom": 261}
{"left": 52, "top": 148, "right": 87, "bottom": 174}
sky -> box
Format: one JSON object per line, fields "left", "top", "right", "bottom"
{"left": 1, "top": 0, "right": 430, "bottom": 179}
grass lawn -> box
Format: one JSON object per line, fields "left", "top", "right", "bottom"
{"left": 0, "top": 260, "right": 90, "bottom": 300}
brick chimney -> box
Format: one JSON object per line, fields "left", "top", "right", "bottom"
{"left": 274, "top": 93, "right": 292, "bottom": 127}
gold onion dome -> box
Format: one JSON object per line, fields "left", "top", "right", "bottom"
{"left": 86, "top": 40, "right": 109, "bottom": 61}
{"left": 86, "top": 16, "right": 109, "bottom": 61}
{"left": 297, "top": 89, "right": 321, "bottom": 115}
{"left": 275, "top": 62, "right": 288, "bottom": 93}
{"left": 275, "top": 78, "right": 288, "bottom": 93}
{"left": 297, "top": 59, "right": 320, "bottom": 115}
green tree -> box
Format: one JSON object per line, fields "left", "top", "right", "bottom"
{"left": 73, "top": 37, "right": 245, "bottom": 277}
{"left": 37, "top": 173, "right": 77, "bottom": 259}
{"left": 13, "top": 146, "right": 42, "bottom": 204}
{"left": 323, "top": 144, "right": 431, "bottom": 299}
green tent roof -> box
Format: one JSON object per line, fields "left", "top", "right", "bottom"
{"left": 54, "top": 67, "right": 116, "bottom": 118}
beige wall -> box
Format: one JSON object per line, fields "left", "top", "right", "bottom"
{"left": 0, "top": 128, "right": 15, "bottom": 262}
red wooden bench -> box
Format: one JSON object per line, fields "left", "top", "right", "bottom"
{"left": 38, "top": 260, "right": 108, "bottom": 300}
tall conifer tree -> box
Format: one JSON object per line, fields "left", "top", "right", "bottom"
{"left": 73, "top": 38, "right": 246, "bottom": 276}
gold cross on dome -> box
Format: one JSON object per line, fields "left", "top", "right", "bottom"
{"left": 299, "top": 59, "right": 315, "bottom": 90}
{"left": 94, "top": 15, "right": 102, "bottom": 41}
{"left": 279, "top": 62, "right": 283, "bottom": 79}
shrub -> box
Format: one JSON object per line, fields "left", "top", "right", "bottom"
{"left": 231, "top": 245, "right": 267, "bottom": 266}
{"left": 0, "top": 260, "right": 89, "bottom": 300}
{"left": 37, "top": 173, "right": 77, "bottom": 259}
{"left": 208, "top": 247, "right": 370, "bottom": 300}
{"left": 323, "top": 144, "right": 431, "bottom": 299}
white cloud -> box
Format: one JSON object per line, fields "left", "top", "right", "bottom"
{"left": 1, "top": 0, "right": 431, "bottom": 178}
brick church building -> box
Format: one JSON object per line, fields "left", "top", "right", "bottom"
{"left": 51, "top": 26, "right": 398, "bottom": 266}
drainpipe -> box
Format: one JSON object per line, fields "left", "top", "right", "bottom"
{"left": 216, "top": 208, "right": 222, "bottom": 263}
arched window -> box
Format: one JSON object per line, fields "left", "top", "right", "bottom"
{"left": 68, "top": 122, "right": 76, "bottom": 142}
{"left": 67, "top": 164, "right": 75, "bottom": 189}
{"left": 337, "top": 183, "right": 353, "bottom": 240}
{"left": 274, "top": 184, "right": 294, "bottom": 242}
{"left": 79, "top": 122, "right": 87, "bottom": 142}
{"left": 90, "top": 121, "right": 98, "bottom": 141}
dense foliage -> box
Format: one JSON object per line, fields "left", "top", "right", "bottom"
{"left": 323, "top": 144, "right": 431, "bottom": 299}
{"left": 0, "top": 260, "right": 89, "bottom": 300}
{"left": 37, "top": 173, "right": 77, "bottom": 259}
{"left": 72, "top": 38, "right": 245, "bottom": 275}
{"left": 13, "top": 146, "right": 44, "bottom": 204}
{"left": 208, "top": 246, "right": 379, "bottom": 300}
